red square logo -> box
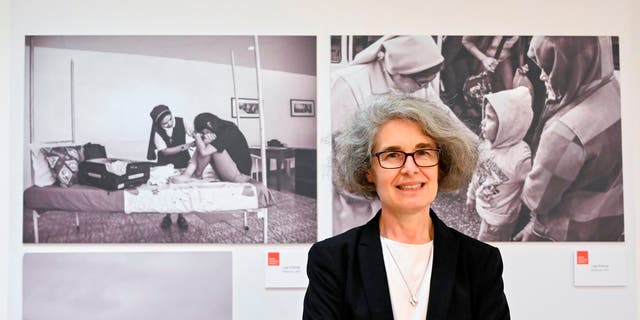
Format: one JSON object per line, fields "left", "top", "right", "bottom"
{"left": 268, "top": 252, "right": 280, "bottom": 266}
{"left": 577, "top": 251, "right": 589, "bottom": 265}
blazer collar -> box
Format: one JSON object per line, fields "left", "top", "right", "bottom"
{"left": 358, "top": 209, "right": 460, "bottom": 319}
{"left": 426, "top": 209, "right": 460, "bottom": 319}
{"left": 358, "top": 211, "right": 393, "bottom": 319}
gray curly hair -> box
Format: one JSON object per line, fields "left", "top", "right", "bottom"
{"left": 333, "top": 94, "right": 478, "bottom": 199}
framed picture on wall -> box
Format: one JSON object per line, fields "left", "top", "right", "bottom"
{"left": 231, "top": 97, "right": 260, "bottom": 118}
{"left": 290, "top": 99, "right": 315, "bottom": 117}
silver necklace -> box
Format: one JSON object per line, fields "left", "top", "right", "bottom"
{"left": 383, "top": 237, "right": 432, "bottom": 307}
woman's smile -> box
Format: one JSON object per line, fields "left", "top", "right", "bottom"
{"left": 396, "top": 182, "right": 425, "bottom": 191}
{"left": 367, "top": 118, "right": 439, "bottom": 215}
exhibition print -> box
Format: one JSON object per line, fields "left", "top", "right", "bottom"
{"left": 330, "top": 35, "right": 623, "bottom": 242}
{"left": 23, "top": 252, "right": 233, "bottom": 320}
{"left": 23, "top": 35, "right": 317, "bottom": 244}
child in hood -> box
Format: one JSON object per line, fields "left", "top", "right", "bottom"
{"left": 466, "top": 86, "right": 533, "bottom": 241}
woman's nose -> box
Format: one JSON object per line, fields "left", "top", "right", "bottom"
{"left": 400, "top": 154, "right": 420, "bottom": 173}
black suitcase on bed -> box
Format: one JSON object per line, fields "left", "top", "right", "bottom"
{"left": 78, "top": 158, "right": 151, "bottom": 191}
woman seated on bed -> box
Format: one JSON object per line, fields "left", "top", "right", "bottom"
{"left": 146, "top": 104, "right": 194, "bottom": 231}
{"left": 174, "top": 112, "right": 253, "bottom": 183}
{"left": 147, "top": 104, "right": 194, "bottom": 169}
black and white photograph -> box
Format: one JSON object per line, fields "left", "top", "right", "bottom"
{"left": 23, "top": 252, "right": 232, "bottom": 320}
{"left": 22, "top": 35, "right": 317, "bottom": 244}
{"left": 231, "top": 97, "right": 260, "bottom": 118}
{"left": 290, "top": 99, "right": 315, "bottom": 117}
{"left": 331, "top": 35, "right": 623, "bottom": 242}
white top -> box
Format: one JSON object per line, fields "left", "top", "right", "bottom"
{"left": 381, "top": 236, "right": 434, "bottom": 320}
{"left": 154, "top": 122, "right": 194, "bottom": 151}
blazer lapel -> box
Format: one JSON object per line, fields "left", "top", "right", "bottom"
{"left": 426, "top": 210, "right": 460, "bottom": 319}
{"left": 358, "top": 211, "right": 394, "bottom": 320}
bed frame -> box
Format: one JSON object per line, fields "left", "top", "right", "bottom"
{"left": 24, "top": 184, "right": 269, "bottom": 243}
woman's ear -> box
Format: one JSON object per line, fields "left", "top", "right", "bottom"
{"left": 206, "top": 121, "right": 214, "bottom": 131}
{"left": 365, "top": 168, "right": 374, "bottom": 183}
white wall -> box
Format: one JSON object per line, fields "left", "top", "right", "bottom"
{"left": 4, "top": 1, "right": 639, "bottom": 320}
{"left": 28, "top": 45, "right": 316, "bottom": 160}
{"left": 0, "top": 0, "right": 9, "bottom": 318}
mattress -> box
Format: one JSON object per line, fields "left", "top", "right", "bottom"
{"left": 24, "top": 179, "right": 274, "bottom": 214}
{"left": 124, "top": 180, "right": 261, "bottom": 213}
{"left": 24, "top": 184, "right": 124, "bottom": 212}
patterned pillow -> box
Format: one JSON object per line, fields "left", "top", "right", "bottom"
{"left": 30, "top": 146, "right": 56, "bottom": 187}
{"left": 41, "top": 146, "right": 83, "bottom": 188}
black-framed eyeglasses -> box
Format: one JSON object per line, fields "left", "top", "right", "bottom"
{"left": 372, "top": 148, "right": 441, "bottom": 169}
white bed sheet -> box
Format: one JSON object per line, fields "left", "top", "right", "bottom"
{"left": 124, "top": 177, "right": 259, "bottom": 213}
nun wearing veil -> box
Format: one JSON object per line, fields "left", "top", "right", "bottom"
{"left": 331, "top": 35, "right": 457, "bottom": 132}
{"left": 146, "top": 104, "right": 194, "bottom": 230}
{"left": 331, "top": 36, "right": 476, "bottom": 235}
{"left": 146, "top": 104, "right": 194, "bottom": 169}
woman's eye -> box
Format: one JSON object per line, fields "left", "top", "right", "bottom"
{"left": 416, "top": 149, "right": 436, "bottom": 158}
{"left": 383, "top": 152, "right": 401, "bottom": 159}
{"left": 415, "top": 150, "right": 428, "bottom": 156}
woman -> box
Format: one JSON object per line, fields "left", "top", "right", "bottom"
{"left": 303, "top": 95, "right": 509, "bottom": 319}
{"left": 331, "top": 35, "right": 475, "bottom": 235}
{"left": 179, "top": 112, "right": 252, "bottom": 183}
{"left": 515, "top": 37, "right": 623, "bottom": 241}
{"left": 331, "top": 35, "right": 459, "bottom": 132}
{"left": 147, "top": 104, "right": 194, "bottom": 169}
{"left": 146, "top": 104, "right": 194, "bottom": 230}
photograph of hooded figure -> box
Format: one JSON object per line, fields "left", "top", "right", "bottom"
{"left": 466, "top": 87, "right": 533, "bottom": 242}
{"left": 330, "top": 35, "right": 623, "bottom": 242}
{"left": 515, "top": 36, "right": 623, "bottom": 242}
{"left": 331, "top": 35, "right": 476, "bottom": 235}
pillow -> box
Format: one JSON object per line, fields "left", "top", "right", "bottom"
{"left": 41, "top": 146, "right": 83, "bottom": 188}
{"left": 30, "top": 146, "right": 56, "bottom": 187}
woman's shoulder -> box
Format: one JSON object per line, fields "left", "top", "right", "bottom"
{"left": 309, "top": 222, "right": 379, "bottom": 265}
{"left": 457, "top": 229, "right": 500, "bottom": 256}
{"left": 219, "top": 120, "right": 245, "bottom": 135}
{"left": 311, "top": 223, "right": 368, "bottom": 253}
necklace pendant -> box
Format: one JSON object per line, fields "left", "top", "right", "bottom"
{"left": 410, "top": 296, "right": 418, "bottom": 307}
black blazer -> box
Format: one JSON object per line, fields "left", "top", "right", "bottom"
{"left": 303, "top": 210, "right": 510, "bottom": 320}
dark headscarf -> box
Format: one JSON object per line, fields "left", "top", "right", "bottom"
{"left": 194, "top": 112, "right": 224, "bottom": 133}
{"left": 528, "top": 36, "right": 615, "bottom": 150}
{"left": 529, "top": 37, "right": 615, "bottom": 118}
{"left": 193, "top": 112, "right": 252, "bottom": 176}
{"left": 147, "top": 104, "right": 172, "bottom": 160}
